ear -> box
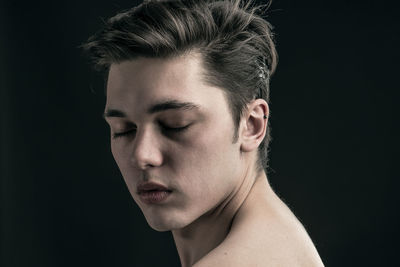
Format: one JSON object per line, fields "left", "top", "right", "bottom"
{"left": 240, "top": 99, "right": 269, "bottom": 153}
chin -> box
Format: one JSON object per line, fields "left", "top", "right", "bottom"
{"left": 144, "top": 213, "right": 192, "bottom": 232}
{"left": 147, "top": 223, "right": 172, "bottom": 232}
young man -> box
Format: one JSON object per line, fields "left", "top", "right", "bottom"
{"left": 82, "top": 0, "right": 324, "bottom": 266}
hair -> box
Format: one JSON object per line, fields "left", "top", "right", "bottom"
{"left": 81, "top": 0, "right": 278, "bottom": 174}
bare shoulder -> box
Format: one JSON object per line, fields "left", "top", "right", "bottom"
{"left": 193, "top": 189, "right": 324, "bottom": 267}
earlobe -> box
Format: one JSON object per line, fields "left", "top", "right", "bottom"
{"left": 240, "top": 100, "right": 269, "bottom": 153}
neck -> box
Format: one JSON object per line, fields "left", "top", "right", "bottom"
{"left": 171, "top": 164, "right": 268, "bottom": 267}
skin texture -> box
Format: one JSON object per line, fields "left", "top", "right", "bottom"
{"left": 104, "top": 54, "right": 324, "bottom": 266}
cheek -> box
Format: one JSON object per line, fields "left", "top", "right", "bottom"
{"left": 110, "top": 142, "right": 136, "bottom": 187}
{"left": 168, "top": 121, "right": 240, "bottom": 199}
{"left": 111, "top": 141, "right": 134, "bottom": 167}
{"left": 111, "top": 142, "right": 124, "bottom": 168}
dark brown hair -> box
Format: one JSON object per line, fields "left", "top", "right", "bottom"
{"left": 81, "top": 0, "right": 278, "bottom": 174}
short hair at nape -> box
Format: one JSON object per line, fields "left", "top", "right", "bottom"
{"left": 81, "top": 0, "right": 278, "bottom": 174}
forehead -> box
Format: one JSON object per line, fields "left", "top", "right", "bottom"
{"left": 105, "top": 54, "right": 229, "bottom": 118}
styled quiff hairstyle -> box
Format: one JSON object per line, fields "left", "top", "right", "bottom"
{"left": 82, "top": 0, "right": 278, "bottom": 173}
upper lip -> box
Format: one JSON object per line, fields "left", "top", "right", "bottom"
{"left": 137, "top": 182, "right": 171, "bottom": 194}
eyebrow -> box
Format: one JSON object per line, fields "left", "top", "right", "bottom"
{"left": 102, "top": 100, "right": 201, "bottom": 119}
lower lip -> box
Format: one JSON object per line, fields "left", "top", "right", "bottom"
{"left": 139, "top": 190, "right": 172, "bottom": 204}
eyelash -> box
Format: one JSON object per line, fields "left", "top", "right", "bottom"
{"left": 112, "top": 129, "right": 136, "bottom": 139}
{"left": 112, "top": 124, "right": 190, "bottom": 139}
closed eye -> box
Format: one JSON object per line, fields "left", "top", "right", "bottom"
{"left": 159, "top": 123, "right": 191, "bottom": 134}
{"left": 112, "top": 129, "right": 136, "bottom": 139}
{"left": 111, "top": 124, "right": 190, "bottom": 140}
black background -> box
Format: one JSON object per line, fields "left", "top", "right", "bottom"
{"left": 1, "top": 0, "right": 399, "bottom": 266}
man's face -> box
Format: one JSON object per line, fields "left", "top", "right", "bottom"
{"left": 104, "top": 54, "right": 246, "bottom": 231}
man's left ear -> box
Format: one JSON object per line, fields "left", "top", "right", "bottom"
{"left": 240, "top": 99, "right": 269, "bottom": 152}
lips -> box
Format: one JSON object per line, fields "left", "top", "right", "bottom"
{"left": 136, "top": 182, "right": 172, "bottom": 194}
{"left": 137, "top": 182, "right": 172, "bottom": 205}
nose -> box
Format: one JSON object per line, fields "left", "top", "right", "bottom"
{"left": 130, "top": 127, "right": 163, "bottom": 170}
